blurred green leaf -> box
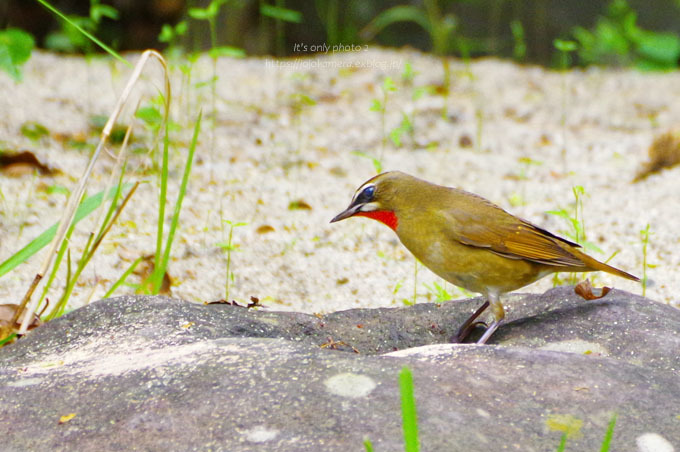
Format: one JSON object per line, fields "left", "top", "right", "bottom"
{"left": 361, "top": 6, "right": 431, "bottom": 40}
{"left": 402, "top": 61, "right": 416, "bottom": 83}
{"left": 291, "top": 93, "right": 317, "bottom": 108}
{"left": 260, "top": 4, "right": 303, "bottom": 23}
{"left": 46, "top": 185, "right": 71, "bottom": 196}
{"left": 176, "top": 21, "right": 188, "bottom": 36}
{"left": 510, "top": 20, "right": 526, "bottom": 61}
{"left": 208, "top": 46, "right": 246, "bottom": 59}
{"left": 369, "top": 99, "right": 383, "bottom": 112}
{"left": 223, "top": 220, "right": 248, "bottom": 227}
{"left": 0, "top": 28, "right": 35, "bottom": 81}
{"left": 217, "top": 242, "right": 240, "bottom": 252}
{"left": 188, "top": 8, "right": 212, "bottom": 20}
{"left": 390, "top": 113, "right": 413, "bottom": 147}
{"left": 554, "top": 39, "right": 578, "bottom": 52}
{"left": 383, "top": 76, "right": 396, "bottom": 92}
{"left": 159, "top": 21, "right": 188, "bottom": 43}
{"left": 188, "top": 0, "right": 226, "bottom": 20}
{"left": 20, "top": 122, "right": 49, "bottom": 141}
{"left": 136, "top": 106, "right": 163, "bottom": 126}
{"left": 90, "top": 4, "right": 119, "bottom": 23}
{"left": 572, "top": 0, "right": 679, "bottom": 70}
{"left": 389, "top": 127, "right": 403, "bottom": 147}
{"left": 158, "top": 24, "right": 174, "bottom": 43}
{"left": 44, "top": 15, "right": 95, "bottom": 53}
{"left": 352, "top": 150, "right": 382, "bottom": 174}
{"left": 636, "top": 31, "right": 680, "bottom": 69}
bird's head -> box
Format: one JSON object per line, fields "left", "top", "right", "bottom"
{"left": 330, "top": 171, "right": 416, "bottom": 231}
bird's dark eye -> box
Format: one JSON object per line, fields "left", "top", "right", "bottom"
{"left": 356, "top": 185, "right": 375, "bottom": 204}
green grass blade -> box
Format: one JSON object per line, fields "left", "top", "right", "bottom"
{"left": 104, "top": 256, "right": 144, "bottom": 299}
{"left": 151, "top": 110, "right": 171, "bottom": 293}
{"left": 34, "top": 0, "right": 130, "bottom": 67}
{"left": 48, "top": 177, "right": 137, "bottom": 320}
{"left": 600, "top": 413, "right": 617, "bottom": 452}
{"left": 0, "top": 184, "right": 133, "bottom": 278}
{"left": 363, "top": 438, "right": 374, "bottom": 452}
{"left": 399, "top": 366, "right": 420, "bottom": 452}
{"left": 38, "top": 214, "right": 78, "bottom": 320}
{"left": 93, "top": 161, "right": 127, "bottom": 246}
{"left": 156, "top": 111, "right": 201, "bottom": 292}
{"left": 556, "top": 433, "right": 567, "bottom": 452}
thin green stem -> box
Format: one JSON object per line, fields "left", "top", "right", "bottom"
{"left": 104, "top": 256, "right": 144, "bottom": 298}
{"left": 156, "top": 111, "right": 202, "bottom": 293}
{"left": 34, "top": 0, "right": 130, "bottom": 67}
{"left": 152, "top": 116, "right": 170, "bottom": 293}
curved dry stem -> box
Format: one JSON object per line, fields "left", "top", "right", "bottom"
{"left": 14, "top": 50, "right": 170, "bottom": 335}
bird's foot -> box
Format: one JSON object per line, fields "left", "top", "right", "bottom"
{"left": 476, "top": 319, "right": 504, "bottom": 344}
{"left": 451, "top": 300, "right": 489, "bottom": 343}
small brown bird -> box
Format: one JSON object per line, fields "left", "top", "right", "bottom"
{"left": 331, "top": 171, "right": 639, "bottom": 344}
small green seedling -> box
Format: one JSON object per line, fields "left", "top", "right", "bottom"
{"left": 188, "top": 0, "right": 245, "bottom": 158}
{"left": 547, "top": 186, "right": 604, "bottom": 285}
{"left": 158, "top": 20, "right": 188, "bottom": 51}
{"left": 218, "top": 220, "right": 248, "bottom": 302}
{"left": 352, "top": 150, "right": 383, "bottom": 174}
{"left": 390, "top": 113, "right": 414, "bottom": 147}
{"left": 547, "top": 186, "right": 601, "bottom": 253}
{"left": 639, "top": 223, "right": 654, "bottom": 297}
{"left": 371, "top": 76, "right": 397, "bottom": 156}
{"left": 422, "top": 281, "right": 451, "bottom": 304}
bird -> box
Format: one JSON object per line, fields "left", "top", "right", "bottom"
{"left": 330, "top": 171, "right": 639, "bottom": 344}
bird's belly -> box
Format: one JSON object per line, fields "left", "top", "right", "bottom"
{"left": 401, "top": 237, "right": 549, "bottom": 295}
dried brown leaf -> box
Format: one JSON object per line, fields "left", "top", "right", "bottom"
{"left": 574, "top": 279, "right": 611, "bottom": 300}
{"left": 0, "top": 304, "right": 42, "bottom": 330}
{"left": 256, "top": 225, "right": 275, "bottom": 234}
{"left": 288, "top": 200, "right": 312, "bottom": 210}
{"left": 634, "top": 130, "right": 680, "bottom": 182}
{"left": 0, "top": 150, "right": 56, "bottom": 177}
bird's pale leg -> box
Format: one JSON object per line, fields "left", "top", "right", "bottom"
{"left": 477, "top": 292, "right": 505, "bottom": 344}
{"left": 451, "top": 300, "right": 489, "bottom": 343}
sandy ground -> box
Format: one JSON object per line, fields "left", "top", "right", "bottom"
{"left": 0, "top": 48, "right": 678, "bottom": 316}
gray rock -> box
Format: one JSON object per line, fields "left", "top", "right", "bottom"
{"left": 0, "top": 286, "right": 678, "bottom": 451}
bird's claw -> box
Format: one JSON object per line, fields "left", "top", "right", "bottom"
{"left": 450, "top": 300, "right": 490, "bottom": 343}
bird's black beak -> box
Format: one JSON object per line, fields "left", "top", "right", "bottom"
{"left": 330, "top": 202, "right": 362, "bottom": 223}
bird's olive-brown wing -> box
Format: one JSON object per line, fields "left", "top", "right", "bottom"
{"left": 439, "top": 192, "right": 585, "bottom": 267}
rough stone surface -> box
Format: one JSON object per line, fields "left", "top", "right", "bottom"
{"left": 1, "top": 287, "right": 679, "bottom": 451}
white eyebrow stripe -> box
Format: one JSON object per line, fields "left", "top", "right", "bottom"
{"left": 351, "top": 183, "right": 376, "bottom": 204}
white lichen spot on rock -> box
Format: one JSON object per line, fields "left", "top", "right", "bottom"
{"left": 6, "top": 377, "right": 42, "bottom": 387}
{"left": 539, "top": 339, "right": 609, "bottom": 356}
{"left": 244, "top": 425, "right": 279, "bottom": 443}
{"left": 324, "top": 372, "right": 376, "bottom": 398}
{"left": 386, "top": 343, "right": 460, "bottom": 358}
{"left": 636, "top": 432, "right": 675, "bottom": 452}
{"left": 476, "top": 408, "right": 490, "bottom": 418}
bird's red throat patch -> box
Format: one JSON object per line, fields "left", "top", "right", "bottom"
{"left": 355, "top": 210, "right": 398, "bottom": 231}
